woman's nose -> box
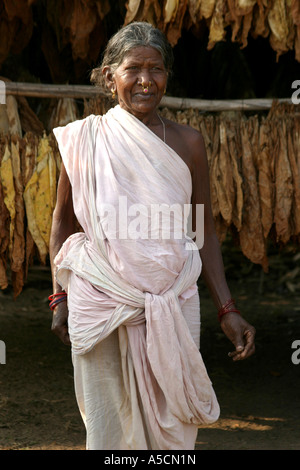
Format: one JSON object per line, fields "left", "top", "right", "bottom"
{"left": 139, "top": 78, "right": 152, "bottom": 94}
{"left": 141, "top": 77, "right": 151, "bottom": 85}
{"left": 138, "top": 71, "right": 152, "bottom": 86}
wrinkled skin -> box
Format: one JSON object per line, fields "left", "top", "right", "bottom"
{"left": 221, "top": 313, "right": 255, "bottom": 361}
{"left": 51, "top": 301, "right": 70, "bottom": 346}
{"left": 50, "top": 45, "right": 255, "bottom": 361}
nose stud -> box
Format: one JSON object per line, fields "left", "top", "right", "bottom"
{"left": 141, "top": 80, "right": 152, "bottom": 93}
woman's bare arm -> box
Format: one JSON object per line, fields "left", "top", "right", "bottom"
{"left": 49, "top": 163, "right": 78, "bottom": 345}
{"left": 190, "top": 130, "right": 255, "bottom": 361}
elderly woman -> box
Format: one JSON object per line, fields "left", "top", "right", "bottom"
{"left": 50, "top": 22, "right": 255, "bottom": 450}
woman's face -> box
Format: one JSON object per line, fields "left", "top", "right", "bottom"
{"left": 105, "top": 46, "right": 168, "bottom": 119}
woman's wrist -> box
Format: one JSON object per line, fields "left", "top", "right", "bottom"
{"left": 217, "top": 298, "right": 241, "bottom": 322}
{"left": 48, "top": 292, "right": 67, "bottom": 311}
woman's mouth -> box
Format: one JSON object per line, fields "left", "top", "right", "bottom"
{"left": 134, "top": 92, "right": 154, "bottom": 99}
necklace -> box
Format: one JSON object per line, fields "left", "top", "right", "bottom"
{"left": 157, "top": 114, "right": 166, "bottom": 143}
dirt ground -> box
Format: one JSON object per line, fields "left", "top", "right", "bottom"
{"left": 0, "top": 241, "right": 299, "bottom": 451}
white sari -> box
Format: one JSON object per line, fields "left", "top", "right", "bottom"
{"left": 53, "top": 105, "right": 219, "bottom": 450}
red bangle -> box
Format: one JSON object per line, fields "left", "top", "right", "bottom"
{"left": 218, "top": 298, "right": 241, "bottom": 322}
{"left": 48, "top": 292, "right": 67, "bottom": 311}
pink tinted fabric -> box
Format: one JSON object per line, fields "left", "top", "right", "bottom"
{"left": 53, "top": 106, "right": 219, "bottom": 449}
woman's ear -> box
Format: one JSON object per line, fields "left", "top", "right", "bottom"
{"left": 102, "top": 66, "right": 114, "bottom": 90}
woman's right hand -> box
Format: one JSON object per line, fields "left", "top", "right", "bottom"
{"left": 51, "top": 301, "right": 71, "bottom": 346}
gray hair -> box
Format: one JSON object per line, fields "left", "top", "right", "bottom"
{"left": 90, "top": 22, "right": 174, "bottom": 89}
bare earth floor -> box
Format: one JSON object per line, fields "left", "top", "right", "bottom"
{"left": 0, "top": 245, "right": 299, "bottom": 451}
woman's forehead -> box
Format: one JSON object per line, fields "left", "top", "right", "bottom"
{"left": 122, "top": 46, "right": 164, "bottom": 63}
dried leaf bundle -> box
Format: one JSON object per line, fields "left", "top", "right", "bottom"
{"left": 0, "top": 0, "right": 34, "bottom": 68}
{"left": 239, "top": 118, "right": 268, "bottom": 271}
{"left": 0, "top": 77, "right": 44, "bottom": 137}
{"left": 0, "top": 96, "right": 300, "bottom": 295}
{"left": 0, "top": 136, "right": 10, "bottom": 290}
{"left": 23, "top": 135, "right": 57, "bottom": 265}
{"left": 0, "top": 132, "right": 61, "bottom": 296}
{"left": 159, "top": 101, "right": 300, "bottom": 266}
{"left": 256, "top": 118, "right": 274, "bottom": 239}
{"left": 0, "top": 0, "right": 299, "bottom": 73}
{"left": 45, "top": 0, "right": 110, "bottom": 63}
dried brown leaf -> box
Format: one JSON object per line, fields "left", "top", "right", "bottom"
{"left": 239, "top": 119, "right": 268, "bottom": 270}
{"left": 273, "top": 121, "right": 293, "bottom": 243}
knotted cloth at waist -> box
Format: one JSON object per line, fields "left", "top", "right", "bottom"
{"left": 54, "top": 232, "right": 220, "bottom": 433}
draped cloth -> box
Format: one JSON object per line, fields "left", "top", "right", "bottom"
{"left": 53, "top": 105, "right": 220, "bottom": 450}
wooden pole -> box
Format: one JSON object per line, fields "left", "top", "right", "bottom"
{"left": 4, "top": 81, "right": 294, "bottom": 111}
{"left": 161, "top": 96, "right": 294, "bottom": 111}
{"left": 4, "top": 82, "right": 107, "bottom": 99}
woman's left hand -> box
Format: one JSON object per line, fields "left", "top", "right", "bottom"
{"left": 220, "top": 312, "right": 256, "bottom": 361}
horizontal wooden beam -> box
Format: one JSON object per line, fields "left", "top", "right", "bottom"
{"left": 161, "top": 96, "right": 294, "bottom": 111}
{"left": 4, "top": 82, "right": 106, "bottom": 99}
{"left": 3, "top": 81, "right": 294, "bottom": 111}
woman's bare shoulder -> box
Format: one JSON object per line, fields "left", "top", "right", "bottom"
{"left": 164, "top": 117, "right": 207, "bottom": 169}
{"left": 166, "top": 117, "right": 204, "bottom": 143}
